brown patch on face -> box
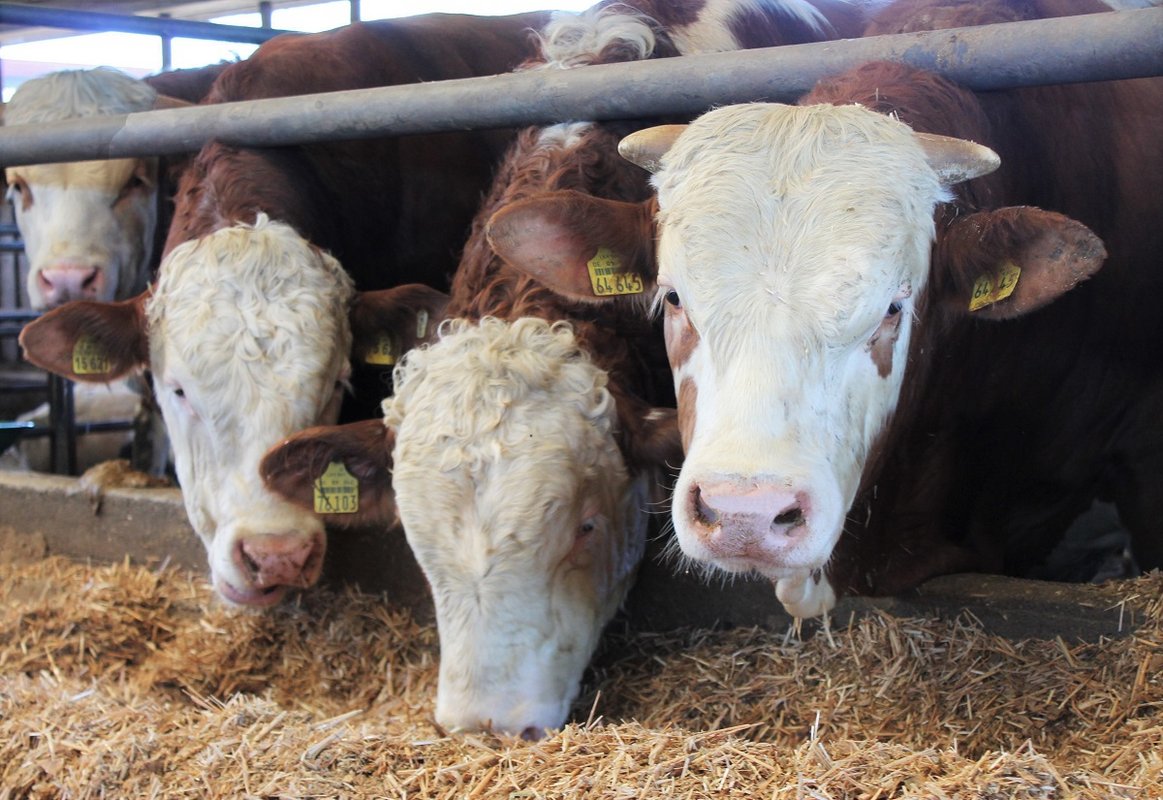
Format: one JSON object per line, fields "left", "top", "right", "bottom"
{"left": 664, "top": 304, "right": 699, "bottom": 370}
{"left": 677, "top": 377, "right": 698, "bottom": 453}
{"left": 868, "top": 312, "right": 903, "bottom": 379}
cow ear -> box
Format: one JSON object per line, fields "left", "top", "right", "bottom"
{"left": 349, "top": 284, "right": 449, "bottom": 369}
{"left": 19, "top": 294, "right": 149, "bottom": 382}
{"left": 934, "top": 207, "right": 1106, "bottom": 320}
{"left": 260, "top": 418, "right": 399, "bottom": 529}
{"left": 615, "top": 390, "right": 684, "bottom": 471}
{"left": 487, "top": 189, "right": 658, "bottom": 306}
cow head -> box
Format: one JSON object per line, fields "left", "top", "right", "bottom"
{"left": 3, "top": 68, "right": 187, "bottom": 309}
{"left": 261, "top": 317, "right": 680, "bottom": 738}
{"left": 489, "top": 102, "right": 1105, "bottom": 617}
{"left": 19, "top": 216, "right": 399, "bottom": 607}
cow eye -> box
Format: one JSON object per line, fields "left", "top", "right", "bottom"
{"left": 7, "top": 177, "right": 32, "bottom": 209}
{"left": 886, "top": 300, "right": 903, "bottom": 317}
{"left": 115, "top": 174, "right": 150, "bottom": 205}
{"left": 664, "top": 289, "right": 682, "bottom": 309}
{"left": 578, "top": 518, "right": 597, "bottom": 537}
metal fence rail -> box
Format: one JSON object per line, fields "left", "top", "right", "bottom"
{"left": 0, "top": 3, "right": 291, "bottom": 44}
{"left": 0, "top": 6, "right": 1160, "bottom": 166}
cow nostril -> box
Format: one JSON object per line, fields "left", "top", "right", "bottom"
{"left": 692, "top": 485, "right": 719, "bottom": 526}
{"left": 773, "top": 507, "right": 805, "bottom": 528}
{"left": 81, "top": 268, "right": 100, "bottom": 290}
{"left": 37, "top": 272, "right": 54, "bottom": 291}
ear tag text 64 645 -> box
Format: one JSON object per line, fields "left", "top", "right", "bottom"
{"left": 969, "top": 263, "right": 1021, "bottom": 312}
{"left": 587, "top": 247, "right": 644, "bottom": 297}
{"left": 313, "top": 461, "right": 359, "bottom": 514}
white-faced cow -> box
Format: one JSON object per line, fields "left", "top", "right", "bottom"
{"left": 18, "top": 13, "right": 542, "bottom": 606}
{"left": 2, "top": 67, "right": 203, "bottom": 310}
{"left": 490, "top": 27, "right": 1162, "bottom": 620}
{"left": 259, "top": 0, "right": 874, "bottom": 736}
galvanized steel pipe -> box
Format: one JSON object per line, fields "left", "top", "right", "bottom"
{"left": 0, "top": 3, "right": 292, "bottom": 44}
{"left": 0, "top": 7, "right": 1160, "bottom": 166}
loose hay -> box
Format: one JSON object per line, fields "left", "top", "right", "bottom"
{"left": 1, "top": 555, "right": 1160, "bottom": 798}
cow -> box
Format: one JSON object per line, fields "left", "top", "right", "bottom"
{"left": 488, "top": 1, "right": 1162, "bottom": 620}
{"left": 2, "top": 67, "right": 209, "bottom": 310}
{"left": 2, "top": 65, "right": 229, "bottom": 476}
{"left": 258, "top": 0, "right": 875, "bottom": 737}
{"left": 17, "top": 12, "right": 546, "bottom": 607}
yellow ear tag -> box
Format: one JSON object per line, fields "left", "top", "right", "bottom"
{"left": 415, "top": 309, "right": 429, "bottom": 340}
{"left": 313, "top": 461, "right": 359, "bottom": 514}
{"left": 969, "top": 262, "right": 1021, "bottom": 312}
{"left": 587, "top": 247, "right": 644, "bottom": 297}
{"left": 72, "top": 334, "right": 112, "bottom": 375}
{"left": 364, "top": 332, "right": 397, "bottom": 366}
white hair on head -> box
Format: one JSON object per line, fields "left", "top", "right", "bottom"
{"left": 667, "top": 0, "right": 832, "bottom": 53}
{"left": 534, "top": 5, "right": 659, "bottom": 69}
{"left": 4, "top": 67, "right": 158, "bottom": 125}
{"left": 384, "top": 316, "right": 615, "bottom": 470}
{"left": 147, "top": 214, "right": 355, "bottom": 423}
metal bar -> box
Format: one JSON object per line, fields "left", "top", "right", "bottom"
{"left": 15, "top": 420, "right": 135, "bottom": 438}
{"left": 47, "top": 373, "right": 77, "bottom": 475}
{"left": 0, "top": 242, "right": 25, "bottom": 252}
{"left": 0, "top": 3, "right": 292, "bottom": 45}
{"left": 0, "top": 7, "right": 1159, "bottom": 166}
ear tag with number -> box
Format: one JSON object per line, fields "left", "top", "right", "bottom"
{"left": 313, "top": 461, "right": 359, "bottom": 514}
{"left": 364, "top": 331, "right": 397, "bottom": 365}
{"left": 587, "top": 247, "right": 644, "bottom": 297}
{"left": 72, "top": 335, "right": 112, "bottom": 375}
{"left": 969, "top": 262, "right": 1022, "bottom": 312}
{"left": 415, "top": 309, "right": 429, "bottom": 340}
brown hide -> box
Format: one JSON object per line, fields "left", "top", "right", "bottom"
{"left": 162, "top": 12, "right": 548, "bottom": 292}
{"left": 811, "top": 0, "right": 1163, "bottom": 593}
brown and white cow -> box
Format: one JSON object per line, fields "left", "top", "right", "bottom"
{"left": 2, "top": 67, "right": 204, "bottom": 310}
{"left": 18, "top": 12, "right": 541, "bottom": 606}
{"left": 490, "top": 32, "right": 1162, "bottom": 619}
{"left": 259, "top": 0, "right": 870, "bottom": 736}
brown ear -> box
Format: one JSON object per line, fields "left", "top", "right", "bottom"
{"left": 19, "top": 294, "right": 150, "bottom": 381}
{"left": 486, "top": 190, "right": 658, "bottom": 306}
{"left": 350, "top": 284, "right": 449, "bottom": 369}
{"left": 152, "top": 94, "right": 193, "bottom": 110}
{"left": 615, "top": 390, "right": 684, "bottom": 473}
{"left": 935, "top": 207, "right": 1106, "bottom": 320}
{"left": 260, "top": 418, "right": 398, "bottom": 529}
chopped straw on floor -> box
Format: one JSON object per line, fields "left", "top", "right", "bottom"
{"left": 1, "top": 554, "right": 1160, "bottom": 798}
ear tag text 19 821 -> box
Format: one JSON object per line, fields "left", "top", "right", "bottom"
{"left": 72, "top": 335, "right": 112, "bottom": 375}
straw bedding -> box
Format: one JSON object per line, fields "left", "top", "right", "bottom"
{"left": 1, "top": 544, "right": 1160, "bottom": 798}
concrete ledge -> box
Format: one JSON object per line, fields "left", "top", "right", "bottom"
{"left": 0, "top": 470, "right": 1137, "bottom": 641}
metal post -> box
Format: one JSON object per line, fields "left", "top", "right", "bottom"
{"left": 47, "top": 373, "right": 77, "bottom": 475}
{"left": 350, "top": 0, "right": 361, "bottom": 24}
{"left": 0, "top": 7, "right": 1159, "bottom": 166}
{"left": 259, "top": 1, "right": 273, "bottom": 30}
{"left": 159, "top": 12, "right": 172, "bottom": 72}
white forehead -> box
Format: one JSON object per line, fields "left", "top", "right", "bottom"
{"left": 387, "top": 317, "right": 616, "bottom": 468}
{"left": 147, "top": 216, "right": 354, "bottom": 398}
{"left": 653, "top": 103, "right": 946, "bottom": 344}
{"left": 5, "top": 67, "right": 156, "bottom": 124}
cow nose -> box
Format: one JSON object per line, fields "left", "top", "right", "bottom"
{"left": 38, "top": 265, "right": 104, "bottom": 306}
{"left": 237, "top": 531, "right": 325, "bottom": 589}
{"left": 689, "top": 481, "right": 809, "bottom": 552}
